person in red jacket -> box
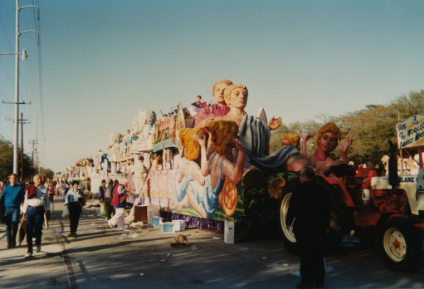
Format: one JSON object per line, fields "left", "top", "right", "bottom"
{"left": 108, "top": 179, "right": 128, "bottom": 229}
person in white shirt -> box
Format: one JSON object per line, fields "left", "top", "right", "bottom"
{"left": 22, "top": 174, "right": 50, "bottom": 258}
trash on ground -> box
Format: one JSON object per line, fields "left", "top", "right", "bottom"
{"left": 283, "top": 263, "right": 290, "bottom": 267}
{"left": 116, "top": 237, "right": 124, "bottom": 240}
{"left": 159, "top": 259, "right": 167, "bottom": 262}
{"left": 171, "top": 234, "right": 189, "bottom": 247}
{"left": 212, "top": 237, "right": 222, "bottom": 240}
{"left": 291, "top": 270, "right": 301, "bottom": 277}
{"left": 129, "top": 233, "right": 139, "bottom": 238}
{"left": 262, "top": 257, "right": 267, "bottom": 260}
{"left": 190, "top": 245, "right": 198, "bottom": 251}
{"left": 241, "top": 247, "right": 249, "bottom": 252}
{"left": 130, "top": 222, "right": 143, "bottom": 228}
{"left": 167, "top": 253, "right": 172, "bottom": 257}
{"left": 267, "top": 263, "right": 279, "bottom": 268}
{"left": 139, "top": 273, "right": 144, "bottom": 277}
{"left": 325, "top": 265, "right": 334, "bottom": 273}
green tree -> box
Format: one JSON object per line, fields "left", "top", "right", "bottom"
{"left": 0, "top": 138, "right": 54, "bottom": 182}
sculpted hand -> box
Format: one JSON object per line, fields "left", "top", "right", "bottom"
{"left": 232, "top": 138, "right": 245, "bottom": 152}
{"left": 198, "top": 117, "right": 214, "bottom": 130}
{"left": 193, "top": 133, "right": 206, "bottom": 147}
{"left": 338, "top": 135, "right": 354, "bottom": 154}
{"left": 300, "top": 132, "right": 316, "bottom": 159}
{"left": 268, "top": 116, "right": 282, "bottom": 130}
{"left": 303, "top": 132, "right": 316, "bottom": 142}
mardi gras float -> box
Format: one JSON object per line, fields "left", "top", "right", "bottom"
{"left": 64, "top": 79, "right": 313, "bottom": 238}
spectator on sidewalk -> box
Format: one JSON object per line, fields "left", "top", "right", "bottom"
{"left": 2, "top": 173, "right": 25, "bottom": 249}
{"left": 58, "top": 180, "right": 68, "bottom": 201}
{"left": 108, "top": 179, "right": 128, "bottom": 229}
{"left": 98, "top": 179, "right": 107, "bottom": 218}
{"left": 64, "top": 180, "right": 86, "bottom": 238}
{"left": 48, "top": 181, "right": 55, "bottom": 202}
{"left": 105, "top": 179, "right": 114, "bottom": 220}
{"left": 22, "top": 174, "right": 50, "bottom": 258}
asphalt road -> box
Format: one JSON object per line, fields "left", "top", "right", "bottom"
{"left": 1, "top": 198, "right": 424, "bottom": 289}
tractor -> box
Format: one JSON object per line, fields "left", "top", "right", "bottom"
{"left": 279, "top": 115, "right": 424, "bottom": 271}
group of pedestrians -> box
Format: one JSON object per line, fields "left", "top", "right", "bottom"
{"left": 0, "top": 173, "right": 89, "bottom": 258}
{"left": 96, "top": 178, "right": 129, "bottom": 230}
{"left": 1, "top": 174, "right": 50, "bottom": 258}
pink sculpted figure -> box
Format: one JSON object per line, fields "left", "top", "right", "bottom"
{"left": 301, "top": 122, "right": 354, "bottom": 174}
{"left": 193, "top": 79, "right": 233, "bottom": 131}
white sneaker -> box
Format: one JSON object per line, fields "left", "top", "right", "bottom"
{"left": 24, "top": 252, "right": 32, "bottom": 258}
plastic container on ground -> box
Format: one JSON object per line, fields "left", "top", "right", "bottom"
{"left": 161, "top": 222, "right": 174, "bottom": 233}
{"left": 172, "top": 220, "right": 186, "bottom": 232}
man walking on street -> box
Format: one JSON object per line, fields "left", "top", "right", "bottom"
{"left": 286, "top": 166, "right": 331, "bottom": 288}
{"left": 22, "top": 174, "right": 50, "bottom": 258}
{"left": 2, "top": 173, "right": 25, "bottom": 248}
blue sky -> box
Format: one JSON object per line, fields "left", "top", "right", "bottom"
{"left": 0, "top": 0, "right": 423, "bottom": 173}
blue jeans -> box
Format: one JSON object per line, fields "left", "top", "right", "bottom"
{"left": 26, "top": 206, "right": 44, "bottom": 254}
{"left": 5, "top": 206, "right": 20, "bottom": 245}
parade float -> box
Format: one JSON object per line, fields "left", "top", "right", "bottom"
{"left": 59, "top": 80, "right": 302, "bottom": 240}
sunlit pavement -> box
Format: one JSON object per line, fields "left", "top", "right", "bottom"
{"left": 1, "top": 198, "right": 424, "bottom": 289}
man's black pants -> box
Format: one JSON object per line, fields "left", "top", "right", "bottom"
{"left": 295, "top": 232, "right": 326, "bottom": 288}
{"left": 68, "top": 203, "right": 82, "bottom": 234}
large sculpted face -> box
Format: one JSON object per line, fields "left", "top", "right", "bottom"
{"left": 318, "top": 132, "right": 338, "bottom": 154}
{"left": 109, "top": 133, "right": 120, "bottom": 145}
{"left": 138, "top": 110, "right": 156, "bottom": 132}
{"left": 213, "top": 83, "right": 229, "bottom": 105}
{"left": 132, "top": 117, "right": 139, "bottom": 133}
{"left": 228, "top": 87, "right": 248, "bottom": 109}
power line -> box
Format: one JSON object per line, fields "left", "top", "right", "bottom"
{"left": 0, "top": 59, "right": 15, "bottom": 91}
{"left": 0, "top": 126, "right": 12, "bottom": 141}
{"left": 0, "top": 13, "right": 13, "bottom": 51}
{"left": 0, "top": 8, "right": 15, "bottom": 98}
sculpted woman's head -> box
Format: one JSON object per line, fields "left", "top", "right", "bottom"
{"left": 212, "top": 79, "right": 233, "bottom": 105}
{"left": 316, "top": 122, "right": 341, "bottom": 154}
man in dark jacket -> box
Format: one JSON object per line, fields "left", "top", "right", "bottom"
{"left": 286, "top": 166, "right": 331, "bottom": 288}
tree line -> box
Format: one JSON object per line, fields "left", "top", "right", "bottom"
{"left": 269, "top": 90, "right": 424, "bottom": 166}
{"left": 0, "top": 139, "right": 54, "bottom": 182}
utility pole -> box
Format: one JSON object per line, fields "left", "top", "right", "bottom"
{"left": 5, "top": 113, "right": 30, "bottom": 181}
{"left": 0, "top": 0, "right": 38, "bottom": 175}
{"left": 19, "top": 112, "right": 30, "bottom": 182}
